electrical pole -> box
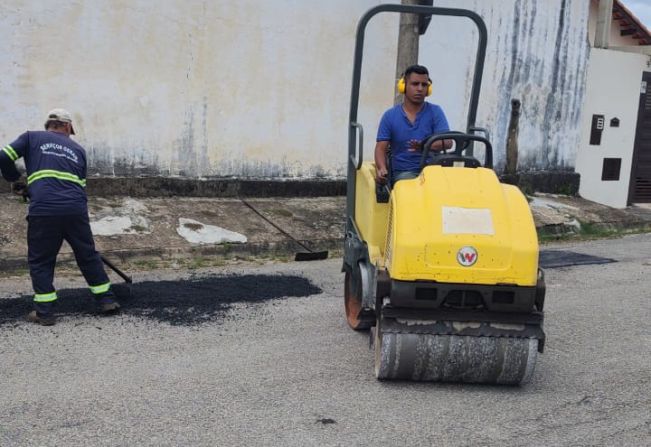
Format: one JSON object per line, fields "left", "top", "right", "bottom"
{"left": 394, "top": 0, "right": 433, "bottom": 104}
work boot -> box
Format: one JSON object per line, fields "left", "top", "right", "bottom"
{"left": 96, "top": 294, "right": 121, "bottom": 314}
{"left": 26, "top": 310, "right": 56, "bottom": 326}
{"left": 100, "top": 301, "right": 121, "bottom": 314}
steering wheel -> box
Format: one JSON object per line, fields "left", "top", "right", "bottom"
{"left": 419, "top": 131, "right": 493, "bottom": 169}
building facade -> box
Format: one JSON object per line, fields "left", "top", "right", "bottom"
{"left": 575, "top": 0, "right": 651, "bottom": 207}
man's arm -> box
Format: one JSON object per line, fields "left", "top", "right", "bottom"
{"left": 429, "top": 104, "right": 453, "bottom": 151}
{"left": 0, "top": 143, "right": 22, "bottom": 182}
{"left": 1, "top": 133, "right": 28, "bottom": 196}
{"left": 374, "top": 140, "right": 390, "bottom": 183}
{"left": 375, "top": 110, "right": 393, "bottom": 183}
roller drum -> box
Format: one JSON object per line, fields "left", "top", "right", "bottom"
{"left": 374, "top": 326, "right": 538, "bottom": 385}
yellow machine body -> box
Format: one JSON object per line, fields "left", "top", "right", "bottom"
{"left": 354, "top": 161, "right": 538, "bottom": 286}
{"left": 354, "top": 162, "right": 390, "bottom": 264}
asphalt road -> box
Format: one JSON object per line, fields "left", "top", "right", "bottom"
{"left": 1, "top": 235, "right": 650, "bottom": 446}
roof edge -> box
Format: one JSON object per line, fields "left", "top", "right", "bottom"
{"left": 614, "top": 0, "right": 651, "bottom": 45}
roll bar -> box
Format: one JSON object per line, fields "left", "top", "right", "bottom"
{"left": 346, "top": 5, "right": 488, "bottom": 223}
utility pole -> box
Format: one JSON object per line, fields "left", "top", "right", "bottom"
{"left": 505, "top": 99, "right": 521, "bottom": 176}
{"left": 394, "top": 0, "right": 433, "bottom": 104}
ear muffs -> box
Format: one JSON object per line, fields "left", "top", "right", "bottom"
{"left": 397, "top": 76, "right": 433, "bottom": 96}
{"left": 397, "top": 76, "right": 406, "bottom": 94}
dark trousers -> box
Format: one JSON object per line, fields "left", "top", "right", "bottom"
{"left": 28, "top": 214, "right": 112, "bottom": 313}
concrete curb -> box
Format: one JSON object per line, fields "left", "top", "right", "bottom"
{"left": 537, "top": 219, "right": 651, "bottom": 239}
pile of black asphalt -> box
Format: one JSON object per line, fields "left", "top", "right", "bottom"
{"left": 539, "top": 250, "right": 617, "bottom": 269}
{"left": 0, "top": 274, "right": 322, "bottom": 327}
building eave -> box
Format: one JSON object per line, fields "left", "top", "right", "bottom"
{"left": 614, "top": 0, "right": 651, "bottom": 45}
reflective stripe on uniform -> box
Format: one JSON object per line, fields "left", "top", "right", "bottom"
{"left": 27, "top": 169, "right": 86, "bottom": 187}
{"left": 89, "top": 282, "right": 111, "bottom": 295}
{"left": 34, "top": 291, "right": 58, "bottom": 303}
{"left": 2, "top": 145, "right": 18, "bottom": 161}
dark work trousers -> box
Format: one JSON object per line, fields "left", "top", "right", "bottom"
{"left": 27, "top": 214, "right": 113, "bottom": 315}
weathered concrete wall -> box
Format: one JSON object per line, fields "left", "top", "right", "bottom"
{"left": 0, "top": 0, "right": 589, "bottom": 178}
{"left": 0, "top": 0, "right": 394, "bottom": 178}
{"left": 418, "top": 0, "right": 590, "bottom": 171}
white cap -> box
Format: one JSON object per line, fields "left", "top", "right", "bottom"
{"left": 44, "top": 108, "right": 75, "bottom": 134}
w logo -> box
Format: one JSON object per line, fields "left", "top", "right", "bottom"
{"left": 457, "top": 246, "right": 478, "bottom": 267}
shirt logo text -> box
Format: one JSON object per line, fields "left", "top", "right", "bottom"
{"left": 40, "top": 143, "right": 79, "bottom": 164}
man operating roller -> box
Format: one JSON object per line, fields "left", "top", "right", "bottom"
{"left": 374, "top": 64, "right": 453, "bottom": 184}
{"left": 0, "top": 109, "right": 120, "bottom": 325}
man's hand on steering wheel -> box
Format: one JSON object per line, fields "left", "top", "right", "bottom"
{"left": 407, "top": 138, "right": 447, "bottom": 153}
{"left": 419, "top": 136, "right": 451, "bottom": 154}
{"left": 407, "top": 139, "right": 422, "bottom": 152}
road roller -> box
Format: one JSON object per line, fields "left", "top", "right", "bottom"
{"left": 343, "top": 4, "right": 545, "bottom": 384}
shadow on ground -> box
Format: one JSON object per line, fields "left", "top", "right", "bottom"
{"left": 0, "top": 274, "right": 322, "bottom": 327}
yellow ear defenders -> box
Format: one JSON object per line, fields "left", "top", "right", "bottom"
{"left": 397, "top": 75, "right": 433, "bottom": 96}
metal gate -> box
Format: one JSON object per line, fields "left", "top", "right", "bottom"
{"left": 629, "top": 71, "right": 651, "bottom": 203}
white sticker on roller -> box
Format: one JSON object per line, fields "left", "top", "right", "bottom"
{"left": 442, "top": 207, "right": 494, "bottom": 235}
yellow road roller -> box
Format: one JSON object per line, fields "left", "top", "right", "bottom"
{"left": 343, "top": 4, "right": 545, "bottom": 384}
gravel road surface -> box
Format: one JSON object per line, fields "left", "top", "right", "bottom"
{"left": 1, "top": 235, "right": 650, "bottom": 446}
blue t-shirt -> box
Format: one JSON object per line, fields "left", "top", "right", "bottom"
{"left": 376, "top": 102, "right": 450, "bottom": 175}
{"left": 0, "top": 131, "right": 88, "bottom": 216}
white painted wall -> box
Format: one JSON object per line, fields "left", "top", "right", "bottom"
{"left": 575, "top": 48, "right": 649, "bottom": 208}
{"left": 0, "top": 0, "right": 590, "bottom": 178}
{"left": 1, "top": 0, "right": 396, "bottom": 178}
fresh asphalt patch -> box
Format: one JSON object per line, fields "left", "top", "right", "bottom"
{"left": 539, "top": 250, "right": 617, "bottom": 269}
{"left": 0, "top": 274, "right": 322, "bottom": 327}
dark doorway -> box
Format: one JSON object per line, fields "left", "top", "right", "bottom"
{"left": 629, "top": 71, "right": 651, "bottom": 203}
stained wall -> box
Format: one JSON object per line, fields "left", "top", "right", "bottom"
{"left": 0, "top": 0, "right": 591, "bottom": 178}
